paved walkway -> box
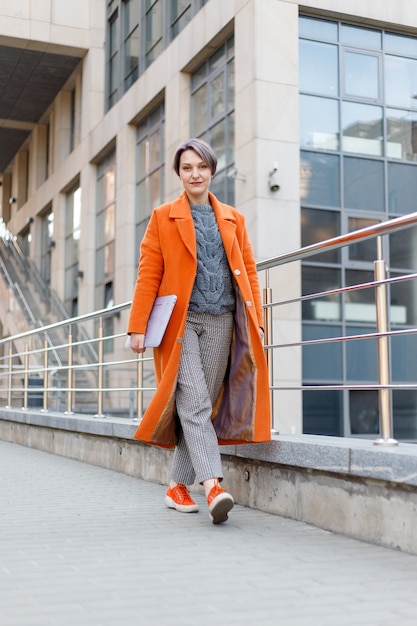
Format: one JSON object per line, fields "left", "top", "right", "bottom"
{"left": 1, "top": 440, "right": 417, "bottom": 626}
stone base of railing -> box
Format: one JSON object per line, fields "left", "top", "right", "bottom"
{"left": 1, "top": 407, "right": 416, "bottom": 554}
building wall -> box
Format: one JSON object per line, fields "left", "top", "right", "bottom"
{"left": 1, "top": 0, "right": 417, "bottom": 433}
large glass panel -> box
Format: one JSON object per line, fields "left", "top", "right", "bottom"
{"left": 390, "top": 272, "right": 417, "bottom": 326}
{"left": 348, "top": 217, "right": 379, "bottom": 262}
{"left": 346, "top": 325, "right": 378, "bottom": 381}
{"left": 303, "top": 389, "right": 343, "bottom": 436}
{"left": 145, "top": 0, "right": 163, "bottom": 65}
{"left": 392, "top": 391, "right": 417, "bottom": 440}
{"left": 344, "top": 51, "right": 379, "bottom": 100}
{"left": 388, "top": 162, "right": 417, "bottom": 214}
{"left": 389, "top": 225, "right": 417, "bottom": 270}
{"left": 210, "top": 72, "right": 225, "bottom": 119}
{"left": 391, "top": 334, "right": 417, "bottom": 382}
{"left": 345, "top": 269, "right": 376, "bottom": 323}
{"left": 386, "top": 108, "right": 417, "bottom": 161}
{"left": 343, "top": 157, "right": 384, "bottom": 212}
{"left": 349, "top": 390, "right": 379, "bottom": 435}
{"left": 170, "top": 0, "right": 192, "bottom": 38}
{"left": 300, "top": 152, "right": 340, "bottom": 207}
{"left": 299, "top": 40, "right": 338, "bottom": 96}
{"left": 340, "top": 24, "right": 381, "bottom": 49}
{"left": 302, "top": 325, "right": 343, "bottom": 380}
{"left": 301, "top": 208, "right": 340, "bottom": 264}
{"left": 210, "top": 119, "right": 226, "bottom": 171}
{"left": 299, "top": 16, "right": 337, "bottom": 42}
{"left": 385, "top": 32, "right": 417, "bottom": 57}
{"left": 192, "top": 84, "right": 208, "bottom": 136}
{"left": 385, "top": 56, "right": 417, "bottom": 110}
{"left": 300, "top": 95, "right": 339, "bottom": 150}
{"left": 342, "top": 102, "right": 383, "bottom": 156}
{"left": 302, "top": 266, "right": 341, "bottom": 321}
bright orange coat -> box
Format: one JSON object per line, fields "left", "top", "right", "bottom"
{"left": 127, "top": 191, "right": 271, "bottom": 448}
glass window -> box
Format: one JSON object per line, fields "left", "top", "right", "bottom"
{"left": 348, "top": 216, "right": 379, "bottom": 263}
{"left": 385, "top": 32, "right": 417, "bottom": 57}
{"left": 299, "top": 16, "right": 337, "bottom": 42}
{"left": 343, "top": 157, "right": 384, "bottom": 211}
{"left": 299, "top": 40, "right": 338, "bottom": 96}
{"left": 302, "top": 325, "right": 343, "bottom": 380}
{"left": 385, "top": 55, "right": 417, "bottom": 110}
{"left": 346, "top": 325, "right": 378, "bottom": 381}
{"left": 393, "top": 390, "right": 417, "bottom": 439}
{"left": 344, "top": 51, "right": 380, "bottom": 100}
{"left": 108, "top": 12, "right": 120, "bottom": 108}
{"left": 340, "top": 24, "right": 381, "bottom": 49}
{"left": 145, "top": 0, "right": 163, "bottom": 67}
{"left": 387, "top": 108, "right": 417, "bottom": 161}
{"left": 345, "top": 270, "right": 376, "bottom": 323}
{"left": 391, "top": 336, "right": 417, "bottom": 382}
{"left": 342, "top": 102, "right": 383, "bottom": 156}
{"left": 170, "top": 1, "right": 192, "bottom": 39}
{"left": 300, "top": 152, "right": 340, "bottom": 207}
{"left": 123, "top": 0, "right": 139, "bottom": 89}
{"left": 302, "top": 266, "right": 341, "bottom": 321}
{"left": 390, "top": 272, "right": 417, "bottom": 326}
{"left": 388, "top": 162, "right": 417, "bottom": 213}
{"left": 96, "top": 152, "right": 116, "bottom": 311}
{"left": 303, "top": 389, "right": 343, "bottom": 437}
{"left": 389, "top": 225, "right": 417, "bottom": 270}
{"left": 65, "top": 185, "right": 81, "bottom": 315}
{"left": 301, "top": 208, "right": 340, "bottom": 264}
{"left": 349, "top": 390, "right": 379, "bottom": 435}
{"left": 300, "top": 95, "right": 339, "bottom": 150}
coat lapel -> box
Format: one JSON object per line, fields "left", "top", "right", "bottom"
{"left": 209, "top": 192, "right": 237, "bottom": 260}
{"left": 169, "top": 192, "right": 196, "bottom": 258}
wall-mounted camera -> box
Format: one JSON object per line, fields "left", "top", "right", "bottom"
{"left": 268, "top": 163, "right": 280, "bottom": 192}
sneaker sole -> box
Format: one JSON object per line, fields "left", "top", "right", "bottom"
{"left": 208, "top": 492, "right": 234, "bottom": 524}
{"left": 165, "top": 495, "right": 199, "bottom": 513}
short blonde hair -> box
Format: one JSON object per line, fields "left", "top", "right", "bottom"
{"left": 172, "top": 138, "right": 217, "bottom": 176}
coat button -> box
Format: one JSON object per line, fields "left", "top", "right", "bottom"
{"left": 246, "top": 300, "right": 252, "bottom": 307}
{"left": 234, "top": 269, "right": 241, "bottom": 275}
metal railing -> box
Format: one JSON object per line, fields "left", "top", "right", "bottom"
{"left": 1, "top": 210, "right": 417, "bottom": 446}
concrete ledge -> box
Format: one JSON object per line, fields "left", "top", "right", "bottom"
{"left": 1, "top": 407, "right": 417, "bottom": 554}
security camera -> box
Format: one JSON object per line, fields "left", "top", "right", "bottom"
{"left": 268, "top": 165, "right": 280, "bottom": 192}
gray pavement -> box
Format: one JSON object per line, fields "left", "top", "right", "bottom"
{"left": 1, "top": 441, "right": 417, "bottom": 626}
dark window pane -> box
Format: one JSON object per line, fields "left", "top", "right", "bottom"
{"left": 344, "top": 51, "right": 380, "bottom": 100}
{"left": 393, "top": 390, "right": 417, "bottom": 439}
{"left": 386, "top": 109, "right": 417, "bottom": 162}
{"left": 348, "top": 217, "right": 379, "bottom": 262}
{"left": 301, "top": 208, "right": 340, "bottom": 263}
{"left": 390, "top": 272, "right": 417, "bottom": 325}
{"left": 349, "top": 390, "right": 379, "bottom": 435}
{"left": 342, "top": 102, "right": 383, "bottom": 156}
{"left": 344, "top": 157, "right": 384, "bottom": 212}
{"left": 301, "top": 152, "right": 340, "bottom": 207}
{"left": 388, "top": 162, "right": 417, "bottom": 214}
{"left": 346, "top": 325, "right": 378, "bottom": 381}
{"left": 392, "top": 333, "right": 417, "bottom": 381}
{"left": 299, "top": 40, "right": 338, "bottom": 96}
{"left": 390, "top": 226, "right": 417, "bottom": 270}
{"left": 345, "top": 270, "right": 376, "bottom": 323}
{"left": 302, "top": 266, "right": 341, "bottom": 321}
{"left": 300, "top": 95, "right": 339, "bottom": 150}
{"left": 303, "top": 389, "right": 343, "bottom": 436}
{"left": 302, "top": 324, "right": 343, "bottom": 381}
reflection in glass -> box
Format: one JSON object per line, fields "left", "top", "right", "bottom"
{"left": 344, "top": 51, "right": 379, "bottom": 99}
{"left": 348, "top": 217, "right": 379, "bottom": 262}
{"left": 192, "top": 84, "right": 208, "bottom": 136}
{"left": 210, "top": 72, "right": 225, "bottom": 119}
{"left": 385, "top": 55, "right": 417, "bottom": 110}
{"left": 300, "top": 152, "right": 340, "bottom": 207}
{"left": 388, "top": 162, "right": 417, "bottom": 214}
{"left": 390, "top": 272, "right": 417, "bottom": 326}
{"left": 385, "top": 32, "right": 417, "bottom": 57}
{"left": 299, "top": 40, "right": 338, "bottom": 96}
{"left": 392, "top": 391, "right": 417, "bottom": 439}
{"left": 345, "top": 270, "right": 376, "bottom": 324}
{"left": 392, "top": 336, "right": 417, "bottom": 382}
{"left": 340, "top": 24, "right": 381, "bottom": 49}
{"left": 344, "top": 157, "right": 384, "bottom": 212}
{"left": 300, "top": 95, "right": 339, "bottom": 150}
{"left": 302, "top": 266, "right": 341, "bottom": 321}
{"left": 349, "top": 390, "right": 379, "bottom": 435}
{"left": 342, "top": 102, "right": 383, "bottom": 156}
{"left": 301, "top": 208, "right": 340, "bottom": 264}
{"left": 387, "top": 108, "right": 417, "bottom": 161}
{"left": 303, "top": 389, "right": 343, "bottom": 437}
{"left": 302, "top": 326, "right": 343, "bottom": 381}
{"left": 299, "top": 16, "right": 337, "bottom": 42}
{"left": 346, "top": 325, "right": 378, "bottom": 381}
{"left": 389, "top": 225, "right": 417, "bottom": 270}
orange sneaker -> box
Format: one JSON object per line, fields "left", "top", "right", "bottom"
{"left": 207, "top": 482, "right": 234, "bottom": 524}
{"left": 165, "top": 484, "right": 199, "bottom": 513}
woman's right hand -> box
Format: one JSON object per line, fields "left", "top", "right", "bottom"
{"left": 129, "top": 333, "right": 146, "bottom": 354}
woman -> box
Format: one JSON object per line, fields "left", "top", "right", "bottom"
{"left": 127, "top": 138, "right": 271, "bottom": 524}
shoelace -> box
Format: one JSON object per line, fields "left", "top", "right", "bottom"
{"left": 173, "top": 484, "right": 192, "bottom": 503}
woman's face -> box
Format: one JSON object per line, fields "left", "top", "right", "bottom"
{"left": 179, "top": 149, "right": 212, "bottom": 204}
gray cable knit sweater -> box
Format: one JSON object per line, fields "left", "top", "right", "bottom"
{"left": 189, "top": 204, "right": 236, "bottom": 315}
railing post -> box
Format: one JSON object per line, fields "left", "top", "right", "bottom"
{"left": 41, "top": 335, "right": 49, "bottom": 413}
{"left": 133, "top": 352, "right": 143, "bottom": 422}
{"left": 65, "top": 324, "right": 74, "bottom": 415}
{"left": 373, "top": 236, "right": 398, "bottom": 446}
{"left": 5, "top": 343, "right": 13, "bottom": 408}
{"left": 263, "top": 269, "right": 276, "bottom": 433}
{"left": 95, "top": 316, "right": 105, "bottom": 418}
{"left": 22, "top": 339, "right": 29, "bottom": 410}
